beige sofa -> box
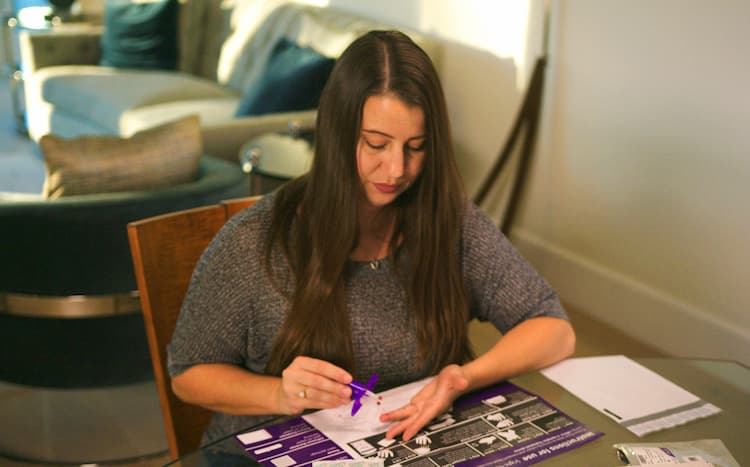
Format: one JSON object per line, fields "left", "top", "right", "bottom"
{"left": 21, "top": 0, "right": 442, "bottom": 163}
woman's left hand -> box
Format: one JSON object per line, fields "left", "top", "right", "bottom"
{"left": 379, "top": 364, "right": 469, "bottom": 441}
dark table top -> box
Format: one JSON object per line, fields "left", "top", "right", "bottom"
{"left": 167, "top": 357, "right": 750, "bottom": 466}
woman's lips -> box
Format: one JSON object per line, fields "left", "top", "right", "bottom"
{"left": 373, "top": 183, "right": 399, "bottom": 194}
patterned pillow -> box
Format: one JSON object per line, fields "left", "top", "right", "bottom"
{"left": 41, "top": 115, "right": 202, "bottom": 199}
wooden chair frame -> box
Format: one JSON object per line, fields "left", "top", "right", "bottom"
{"left": 127, "top": 196, "right": 260, "bottom": 459}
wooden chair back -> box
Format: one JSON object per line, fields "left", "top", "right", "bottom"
{"left": 128, "top": 196, "right": 262, "bottom": 459}
{"left": 126, "top": 205, "right": 229, "bottom": 459}
{"left": 221, "top": 195, "right": 263, "bottom": 219}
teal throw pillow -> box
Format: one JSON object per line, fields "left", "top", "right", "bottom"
{"left": 235, "top": 39, "right": 335, "bottom": 117}
{"left": 100, "top": 0, "right": 179, "bottom": 70}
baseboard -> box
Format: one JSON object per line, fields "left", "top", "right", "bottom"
{"left": 510, "top": 228, "right": 749, "bottom": 366}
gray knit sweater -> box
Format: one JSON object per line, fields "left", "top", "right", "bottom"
{"left": 167, "top": 193, "right": 567, "bottom": 444}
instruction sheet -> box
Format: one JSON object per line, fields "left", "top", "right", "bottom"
{"left": 235, "top": 379, "right": 602, "bottom": 467}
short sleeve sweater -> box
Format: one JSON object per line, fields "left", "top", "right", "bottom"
{"left": 167, "top": 193, "right": 567, "bottom": 444}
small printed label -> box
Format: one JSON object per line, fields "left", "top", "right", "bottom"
{"left": 313, "top": 461, "right": 384, "bottom": 467}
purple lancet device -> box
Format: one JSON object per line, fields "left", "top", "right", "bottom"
{"left": 348, "top": 373, "right": 378, "bottom": 416}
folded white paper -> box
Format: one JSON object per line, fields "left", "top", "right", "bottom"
{"left": 541, "top": 355, "right": 721, "bottom": 436}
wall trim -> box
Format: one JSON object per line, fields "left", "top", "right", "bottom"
{"left": 510, "top": 228, "right": 749, "bottom": 366}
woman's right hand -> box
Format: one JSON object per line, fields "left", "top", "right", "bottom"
{"left": 277, "top": 356, "right": 353, "bottom": 414}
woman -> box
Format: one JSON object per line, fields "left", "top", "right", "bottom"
{"left": 168, "top": 30, "right": 575, "bottom": 447}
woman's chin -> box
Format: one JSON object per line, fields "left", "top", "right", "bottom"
{"left": 364, "top": 190, "right": 401, "bottom": 208}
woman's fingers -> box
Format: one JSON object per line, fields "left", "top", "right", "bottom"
{"left": 385, "top": 399, "right": 444, "bottom": 441}
{"left": 294, "top": 356, "right": 353, "bottom": 384}
{"left": 280, "top": 356, "right": 353, "bottom": 411}
{"left": 297, "top": 384, "right": 349, "bottom": 408}
{"left": 381, "top": 365, "right": 471, "bottom": 441}
{"left": 385, "top": 410, "right": 436, "bottom": 441}
{"left": 285, "top": 356, "right": 352, "bottom": 388}
{"left": 381, "top": 402, "right": 417, "bottom": 423}
{"left": 381, "top": 401, "right": 419, "bottom": 439}
{"left": 385, "top": 416, "right": 415, "bottom": 440}
{"left": 274, "top": 378, "right": 305, "bottom": 415}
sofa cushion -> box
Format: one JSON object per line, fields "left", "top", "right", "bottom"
{"left": 34, "top": 65, "right": 237, "bottom": 133}
{"left": 120, "top": 98, "right": 240, "bottom": 137}
{"left": 40, "top": 115, "right": 202, "bottom": 199}
{"left": 100, "top": 0, "right": 179, "bottom": 70}
{"left": 235, "top": 38, "right": 335, "bottom": 117}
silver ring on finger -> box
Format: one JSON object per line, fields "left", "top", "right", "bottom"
{"left": 298, "top": 387, "right": 307, "bottom": 399}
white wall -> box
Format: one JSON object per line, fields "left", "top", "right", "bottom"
{"left": 513, "top": 0, "right": 750, "bottom": 365}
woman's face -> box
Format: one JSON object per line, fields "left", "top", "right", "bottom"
{"left": 356, "top": 93, "right": 426, "bottom": 210}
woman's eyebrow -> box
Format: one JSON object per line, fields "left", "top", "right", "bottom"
{"left": 361, "top": 129, "right": 426, "bottom": 141}
{"left": 362, "top": 129, "right": 393, "bottom": 138}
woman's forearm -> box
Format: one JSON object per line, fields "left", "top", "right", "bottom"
{"left": 461, "top": 317, "right": 575, "bottom": 392}
{"left": 171, "top": 363, "right": 285, "bottom": 415}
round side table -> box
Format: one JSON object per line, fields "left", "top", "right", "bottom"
{"left": 239, "top": 133, "right": 313, "bottom": 195}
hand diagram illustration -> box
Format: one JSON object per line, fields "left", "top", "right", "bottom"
{"left": 497, "top": 429, "right": 521, "bottom": 443}
{"left": 377, "top": 449, "right": 394, "bottom": 458}
{"left": 478, "top": 436, "right": 497, "bottom": 446}
{"left": 427, "top": 413, "right": 456, "bottom": 431}
{"left": 487, "top": 412, "right": 514, "bottom": 428}
{"left": 412, "top": 434, "right": 432, "bottom": 455}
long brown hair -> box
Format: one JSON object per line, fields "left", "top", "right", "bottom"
{"left": 265, "top": 30, "right": 470, "bottom": 376}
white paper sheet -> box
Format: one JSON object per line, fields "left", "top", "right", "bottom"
{"left": 303, "top": 379, "right": 428, "bottom": 457}
{"left": 541, "top": 355, "right": 721, "bottom": 436}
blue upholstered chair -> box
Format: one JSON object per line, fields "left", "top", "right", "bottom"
{"left": 0, "top": 155, "right": 246, "bottom": 388}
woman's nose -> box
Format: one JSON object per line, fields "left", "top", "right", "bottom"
{"left": 387, "top": 148, "right": 405, "bottom": 179}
